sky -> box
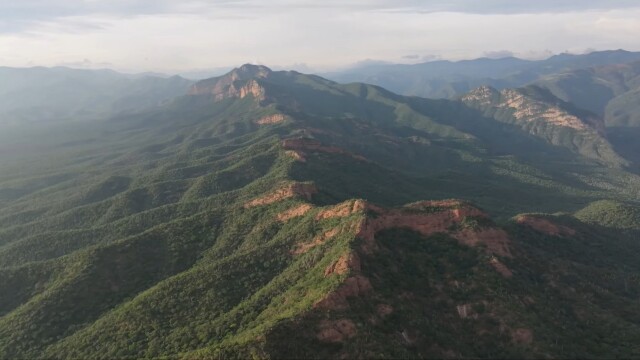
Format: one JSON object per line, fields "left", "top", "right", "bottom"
{"left": 1, "top": 0, "right": 640, "bottom": 75}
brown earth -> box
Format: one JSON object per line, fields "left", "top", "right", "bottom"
{"left": 308, "top": 199, "right": 514, "bottom": 314}
{"left": 315, "top": 199, "right": 375, "bottom": 220}
{"left": 285, "top": 150, "right": 306, "bottom": 162}
{"left": 244, "top": 183, "right": 317, "bottom": 208}
{"left": 314, "top": 275, "right": 373, "bottom": 310}
{"left": 324, "top": 252, "right": 361, "bottom": 276}
{"left": 352, "top": 200, "right": 512, "bottom": 257}
{"left": 276, "top": 203, "right": 313, "bottom": 222}
{"left": 516, "top": 215, "right": 576, "bottom": 237}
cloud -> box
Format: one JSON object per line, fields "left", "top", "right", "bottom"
{"left": 1, "top": 2, "right": 640, "bottom": 72}
{"left": 2, "top": 1, "right": 640, "bottom": 34}
{"left": 369, "top": 0, "right": 640, "bottom": 15}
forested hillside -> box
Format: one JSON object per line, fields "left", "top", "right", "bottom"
{"left": 1, "top": 65, "right": 640, "bottom": 358}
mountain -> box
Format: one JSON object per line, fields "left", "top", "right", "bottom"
{"left": 532, "top": 60, "right": 640, "bottom": 166}
{"left": 534, "top": 60, "right": 640, "bottom": 125}
{"left": 0, "top": 66, "right": 194, "bottom": 125}
{"left": 325, "top": 50, "right": 640, "bottom": 99}
{"left": 460, "top": 85, "right": 626, "bottom": 167}
{"left": 1, "top": 65, "right": 640, "bottom": 359}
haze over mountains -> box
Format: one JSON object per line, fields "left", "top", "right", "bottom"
{"left": 2, "top": 50, "right": 640, "bottom": 358}
{"left": 0, "top": 67, "right": 193, "bottom": 125}
{"left": 325, "top": 49, "right": 640, "bottom": 99}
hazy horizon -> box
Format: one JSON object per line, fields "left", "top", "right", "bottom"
{"left": 2, "top": 1, "right": 640, "bottom": 75}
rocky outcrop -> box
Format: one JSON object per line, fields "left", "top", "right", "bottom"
{"left": 462, "top": 85, "right": 627, "bottom": 167}
{"left": 501, "top": 89, "right": 603, "bottom": 134}
{"left": 315, "top": 199, "right": 375, "bottom": 220}
{"left": 282, "top": 138, "right": 368, "bottom": 162}
{"left": 515, "top": 215, "right": 576, "bottom": 237}
{"left": 461, "top": 85, "right": 499, "bottom": 106}
{"left": 285, "top": 150, "right": 306, "bottom": 162}
{"left": 352, "top": 200, "right": 512, "bottom": 257}
{"left": 462, "top": 86, "right": 603, "bottom": 134}
{"left": 188, "top": 64, "right": 270, "bottom": 102}
{"left": 324, "top": 252, "right": 361, "bottom": 276}
{"left": 276, "top": 204, "right": 313, "bottom": 222}
{"left": 255, "top": 114, "right": 286, "bottom": 125}
{"left": 244, "top": 183, "right": 317, "bottom": 208}
{"left": 307, "top": 199, "right": 513, "bottom": 313}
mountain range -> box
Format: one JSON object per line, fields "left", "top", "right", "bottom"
{"left": 0, "top": 67, "right": 193, "bottom": 125}
{"left": 325, "top": 49, "right": 640, "bottom": 99}
{"left": 1, "top": 56, "right": 640, "bottom": 359}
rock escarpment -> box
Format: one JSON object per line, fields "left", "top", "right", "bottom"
{"left": 188, "top": 64, "right": 271, "bottom": 102}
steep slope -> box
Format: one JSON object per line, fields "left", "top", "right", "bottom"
{"left": 531, "top": 61, "right": 640, "bottom": 167}
{"left": 461, "top": 85, "right": 626, "bottom": 167}
{"left": 1, "top": 65, "right": 640, "bottom": 359}
{"left": 533, "top": 60, "right": 640, "bottom": 125}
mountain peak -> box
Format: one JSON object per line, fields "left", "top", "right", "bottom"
{"left": 187, "top": 64, "right": 272, "bottom": 100}
{"left": 234, "top": 64, "right": 272, "bottom": 79}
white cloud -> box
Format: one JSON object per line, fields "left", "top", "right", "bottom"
{"left": 0, "top": 4, "right": 639, "bottom": 72}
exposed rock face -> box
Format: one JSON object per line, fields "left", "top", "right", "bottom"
{"left": 462, "top": 86, "right": 603, "bottom": 134}
{"left": 462, "top": 85, "right": 627, "bottom": 167}
{"left": 188, "top": 64, "right": 270, "bottom": 102}
{"left": 461, "top": 85, "right": 499, "bottom": 106}
{"left": 244, "top": 183, "right": 317, "bottom": 208}
{"left": 317, "top": 319, "right": 357, "bottom": 343}
{"left": 297, "top": 198, "right": 513, "bottom": 315}
{"left": 353, "top": 200, "right": 512, "bottom": 257}
{"left": 276, "top": 204, "right": 313, "bottom": 222}
{"left": 282, "top": 138, "right": 369, "bottom": 162}
{"left": 500, "top": 89, "right": 601, "bottom": 132}
{"left": 324, "top": 252, "right": 361, "bottom": 276}
{"left": 285, "top": 150, "right": 306, "bottom": 162}
{"left": 255, "top": 114, "right": 286, "bottom": 125}
{"left": 315, "top": 199, "right": 373, "bottom": 220}
{"left": 516, "top": 215, "right": 576, "bottom": 237}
